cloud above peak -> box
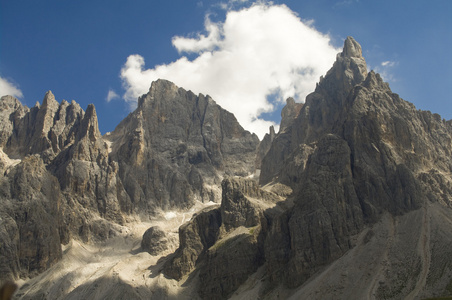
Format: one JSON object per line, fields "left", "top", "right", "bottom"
{"left": 120, "top": 3, "right": 340, "bottom": 138}
{"left": 0, "top": 76, "right": 23, "bottom": 99}
{"left": 375, "top": 60, "right": 399, "bottom": 83}
{"left": 106, "top": 89, "right": 119, "bottom": 102}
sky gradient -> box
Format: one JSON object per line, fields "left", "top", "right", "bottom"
{"left": 1, "top": 0, "right": 451, "bottom": 138}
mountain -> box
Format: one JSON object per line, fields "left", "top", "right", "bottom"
{"left": 257, "top": 36, "right": 452, "bottom": 299}
{"left": 0, "top": 81, "right": 259, "bottom": 287}
{"left": 105, "top": 79, "right": 259, "bottom": 211}
{"left": 158, "top": 37, "right": 452, "bottom": 299}
{"left": 0, "top": 37, "right": 451, "bottom": 299}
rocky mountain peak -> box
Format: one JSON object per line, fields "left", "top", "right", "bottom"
{"left": 362, "top": 70, "right": 390, "bottom": 91}
{"left": 78, "top": 103, "right": 101, "bottom": 142}
{"left": 254, "top": 37, "right": 452, "bottom": 298}
{"left": 1, "top": 36, "right": 451, "bottom": 300}
{"left": 150, "top": 78, "right": 179, "bottom": 93}
{"left": 280, "top": 97, "right": 303, "bottom": 132}
{"left": 342, "top": 36, "right": 363, "bottom": 58}
{"left": 317, "top": 36, "right": 367, "bottom": 100}
{"left": 36, "top": 91, "right": 60, "bottom": 134}
{"left": 0, "top": 95, "right": 22, "bottom": 111}
{"left": 42, "top": 90, "right": 58, "bottom": 108}
{"left": 107, "top": 79, "right": 259, "bottom": 210}
{"left": 138, "top": 79, "right": 180, "bottom": 109}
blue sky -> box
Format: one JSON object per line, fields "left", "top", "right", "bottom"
{"left": 1, "top": 0, "right": 451, "bottom": 138}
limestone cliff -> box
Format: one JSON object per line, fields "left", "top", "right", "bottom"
{"left": 161, "top": 37, "right": 452, "bottom": 300}
{"left": 257, "top": 37, "right": 452, "bottom": 298}
{"left": 0, "top": 79, "right": 259, "bottom": 285}
{"left": 0, "top": 36, "right": 451, "bottom": 300}
{"left": 106, "top": 79, "right": 259, "bottom": 211}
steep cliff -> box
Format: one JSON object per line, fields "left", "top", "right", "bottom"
{"left": 106, "top": 79, "right": 259, "bottom": 211}
{"left": 160, "top": 37, "right": 452, "bottom": 300}
{"left": 257, "top": 37, "right": 452, "bottom": 298}
{"left": 0, "top": 36, "right": 451, "bottom": 300}
{"left": 0, "top": 79, "right": 259, "bottom": 285}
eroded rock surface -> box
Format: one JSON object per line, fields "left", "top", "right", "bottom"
{"left": 258, "top": 36, "right": 452, "bottom": 296}
{"left": 0, "top": 80, "right": 259, "bottom": 284}
{"left": 0, "top": 36, "right": 451, "bottom": 300}
{"left": 164, "top": 177, "right": 284, "bottom": 299}
{"left": 106, "top": 79, "right": 259, "bottom": 211}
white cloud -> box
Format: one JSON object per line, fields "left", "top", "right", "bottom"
{"left": 106, "top": 89, "right": 119, "bottom": 102}
{"left": 172, "top": 17, "right": 221, "bottom": 54}
{"left": 0, "top": 76, "right": 23, "bottom": 99}
{"left": 381, "top": 60, "right": 396, "bottom": 67}
{"left": 120, "top": 3, "right": 340, "bottom": 139}
{"left": 376, "top": 60, "right": 398, "bottom": 82}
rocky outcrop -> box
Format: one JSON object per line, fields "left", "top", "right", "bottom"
{"left": 141, "top": 226, "right": 174, "bottom": 256}
{"left": 1, "top": 36, "right": 451, "bottom": 300}
{"left": 255, "top": 98, "right": 302, "bottom": 170}
{"left": 107, "top": 79, "right": 259, "bottom": 211}
{"left": 255, "top": 125, "right": 275, "bottom": 170}
{"left": 198, "top": 224, "right": 263, "bottom": 300}
{"left": 2, "top": 94, "right": 128, "bottom": 245}
{"left": 3, "top": 92, "right": 85, "bottom": 163}
{"left": 0, "top": 155, "right": 62, "bottom": 282}
{"left": 0, "top": 79, "right": 260, "bottom": 284}
{"left": 163, "top": 205, "right": 222, "bottom": 280}
{"left": 50, "top": 104, "right": 126, "bottom": 242}
{"left": 258, "top": 36, "right": 452, "bottom": 294}
{"left": 164, "top": 177, "right": 284, "bottom": 299}
{"left": 279, "top": 97, "right": 303, "bottom": 133}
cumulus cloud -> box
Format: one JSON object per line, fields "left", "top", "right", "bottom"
{"left": 381, "top": 60, "right": 396, "bottom": 67}
{"left": 120, "top": 3, "right": 340, "bottom": 138}
{"left": 376, "top": 60, "right": 398, "bottom": 82}
{"left": 0, "top": 76, "right": 23, "bottom": 99}
{"left": 172, "top": 17, "right": 221, "bottom": 53}
{"left": 106, "top": 89, "right": 120, "bottom": 102}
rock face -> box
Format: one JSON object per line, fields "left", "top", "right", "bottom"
{"left": 163, "top": 177, "right": 284, "bottom": 299}
{"left": 0, "top": 155, "right": 62, "bottom": 283}
{"left": 279, "top": 97, "right": 303, "bottom": 133}
{"left": 106, "top": 79, "right": 259, "bottom": 211}
{"left": 1, "top": 36, "right": 451, "bottom": 300}
{"left": 0, "top": 92, "right": 121, "bottom": 281}
{"left": 258, "top": 36, "right": 452, "bottom": 296}
{"left": 0, "top": 80, "right": 259, "bottom": 285}
{"left": 141, "top": 226, "right": 173, "bottom": 256}
{"left": 163, "top": 205, "right": 222, "bottom": 280}
{"left": 255, "top": 98, "right": 302, "bottom": 170}
{"left": 162, "top": 37, "right": 452, "bottom": 300}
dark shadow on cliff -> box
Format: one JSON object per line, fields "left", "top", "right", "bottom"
{"left": 147, "top": 252, "right": 177, "bottom": 279}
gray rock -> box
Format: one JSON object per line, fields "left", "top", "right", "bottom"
{"left": 0, "top": 155, "right": 62, "bottom": 283}
{"left": 0, "top": 78, "right": 261, "bottom": 283}
{"left": 259, "top": 36, "right": 452, "bottom": 295}
{"left": 163, "top": 205, "right": 222, "bottom": 280}
{"left": 220, "top": 177, "right": 266, "bottom": 231}
{"left": 164, "top": 177, "right": 281, "bottom": 298}
{"left": 280, "top": 97, "right": 303, "bottom": 133}
{"left": 1, "top": 35, "right": 451, "bottom": 299}
{"left": 107, "top": 79, "right": 259, "bottom": 211}
{"left": 141, "top": 226, "right": 171, "bottom": 256}
{"left": 198, "top": 225, "right": 263, "bottom": 300}
{"left": 255, "top": 126, "right": 275, "bottom": 170}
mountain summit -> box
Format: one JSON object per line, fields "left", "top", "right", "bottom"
{"left": 0, "top": 37, "right": 451, "bottom": 299}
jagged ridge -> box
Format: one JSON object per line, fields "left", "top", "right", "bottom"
{"left": 0, "top": 36, "right": 451, "bottom": 300}
{"left": 0, "top": 80, "right": 259, "bottom": 284}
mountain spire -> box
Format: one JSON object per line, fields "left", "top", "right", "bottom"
{"left": 342, "top": 36, "right": 364, "bottom": 58}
